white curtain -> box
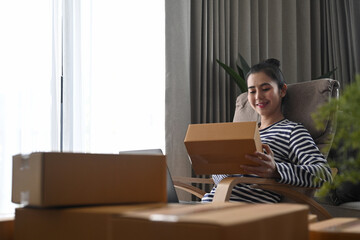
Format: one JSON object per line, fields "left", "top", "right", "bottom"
{"left": 0, "top": 0, "right": 165, "bottom": 214}
{"left": 165, "top": 0, "right": 192, "bottom": 200}
{"left": 0, "top": 0, "right": 54, "bottom": 214}
{"left": 61, "top": 0, "right": 92, "bottom": 152}
{"left": 88, "top": 0, "right": 165, "bottom": 154}
{"left": 63, "top": 0, "right": 165, "bottom": 153}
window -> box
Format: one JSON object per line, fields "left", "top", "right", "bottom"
{"left": 0, "top": 0, "right": 53, "bottom": 214}
{"left": 0, "top": 0, "right": 165, "bottom": 214}
{"left": 76, "top": 0, "right": 165, "bottom": 153}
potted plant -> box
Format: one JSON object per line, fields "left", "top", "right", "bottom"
{"left": 313, "top": 75, "right": 360, "bottom": 202}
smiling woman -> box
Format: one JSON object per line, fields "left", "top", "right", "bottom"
{"left": 202, "top": 59, "right": 333, "bottom": 203}
{"left": 246, "top": 59, "right": 287, "bottom": 130}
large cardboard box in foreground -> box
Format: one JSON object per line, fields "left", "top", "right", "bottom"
{"left": 14, "top": 203, "right": 309, "bottom": 240}
{"left": 184, "top": 122, "right": 262, "bottom": 174}
{"left": 309, "top": 217, "right": 360, "bottom": 240}
{"left": 12, "top": 152, "right": 167, "bottom": 207}
{"left": 110, "top": 203, "right": 309, "bottom": 240}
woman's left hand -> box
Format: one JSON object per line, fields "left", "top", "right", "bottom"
{"left": 241, "top": 144, "right": 280, "bottom": 179}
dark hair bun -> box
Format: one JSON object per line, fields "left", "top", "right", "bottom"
{"left": 264, "top": 58, "right": 280, "bottom": 68}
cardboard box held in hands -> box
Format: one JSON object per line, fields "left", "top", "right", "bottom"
{"left": 184, "top": 122, "right": 262, "bottom": 175}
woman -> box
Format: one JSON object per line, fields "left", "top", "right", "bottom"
{"left": 202, "top": 58, "right": 333, "bottom": 203}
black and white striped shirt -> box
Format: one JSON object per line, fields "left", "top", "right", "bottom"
{"left": 201, "top": 119, "right": 333, "bottom": 203}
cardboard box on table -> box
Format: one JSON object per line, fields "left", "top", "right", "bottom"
{"left": 309, "top": 218, "right": 360, "bottom": 240}
{"left": 12, "top": 152, "right": 167, "bottom": 207}
{"left": 184, "top": 122, "right": 262, "bottom": 174}
{"left": 14, "top": 202, "right": 309, "bottom": 240}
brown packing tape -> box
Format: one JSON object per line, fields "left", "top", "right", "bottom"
{"left": 12, "top": 153, "right": 43, "bottom": 205}
{"left": 20, "top": 154, "right": 30, "bottom": 170}
{"left": 20, "top": 191, "right": 30, "bottom": 205}
{"left": 17, "top": 154, "right": 31, "bottom": 205}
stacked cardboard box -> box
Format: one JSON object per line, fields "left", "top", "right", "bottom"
{"left": 12, "top": 152, "right": 167, "bottom": 207}
{"left": 15, "top": 202, "right": 310, "bottom": 240}
{"left": 0, "top": 215, "right": 14, "bottom": 240}
{"left": 12, "top": 152, "right": 168, "bottom": 240}
{"left": 309, "top": 217, "right": 360, "bottom": 240}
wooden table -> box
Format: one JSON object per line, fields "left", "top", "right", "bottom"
{"left": 0, "top": 214, "right": 14, "bottom": 240}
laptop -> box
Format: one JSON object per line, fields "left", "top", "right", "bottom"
{"left": 119, "top": 149, "right": 179, "bottom": 203}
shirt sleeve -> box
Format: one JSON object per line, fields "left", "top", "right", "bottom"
{"left": 276, "top": 124, "right": 333, "bottom": 188}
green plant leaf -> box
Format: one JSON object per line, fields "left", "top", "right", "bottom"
{"left": 313, "top": 75, "right": 360, "bottom": 197}
{"left": 236, "top": 64, "right": 245, "bottom": 80}
{"left": 238, "top": 53, "right": 250, "bottom": 76}
{"left": 216, "top": 59, "right": 247, "bottom": 93}
{"left": 314, "top": 67, "right": 337, "bottom": 79}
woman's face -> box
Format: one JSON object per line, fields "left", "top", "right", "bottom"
{"left": 247, "top": 72, "right": 286, "bottom": 119}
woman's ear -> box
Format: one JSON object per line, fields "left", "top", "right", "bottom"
{"left": 280, "top": 84, "right": 287, "bottom": 98}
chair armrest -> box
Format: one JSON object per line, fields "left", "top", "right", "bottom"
{"left": 172, "top": 176, "right": 214, "bottom": 184}
{"left": 172, "top": 176, "right": 214, "bottom": 200}
{"left": 173, "top": 181, "right": 207, "bottom": 199}
{"left": 213, "top": 177, "right": 332, "bottom": 220}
